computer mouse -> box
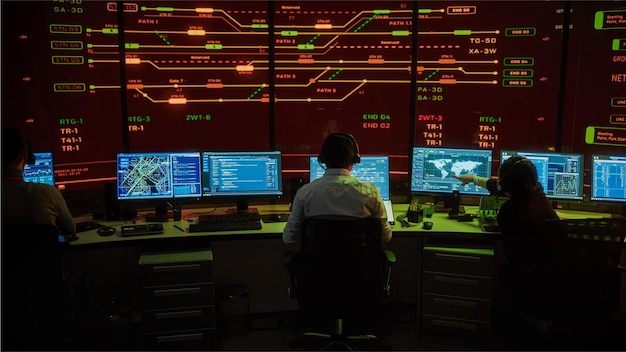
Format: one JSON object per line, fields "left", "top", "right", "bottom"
{"left": 270, "top": 214, "right": 287, "bottom": 222}
{"left": 422, "top": 221, "right": 433, "bottom": 230}
{"left": 97, "top": 226, "right": 116, "bottom": 236}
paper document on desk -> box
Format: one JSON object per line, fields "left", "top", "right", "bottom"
{"left": 383, "top": 200, "right": 395, "bottom": 225}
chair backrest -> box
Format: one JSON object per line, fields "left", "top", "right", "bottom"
{"left": 537, "top": 218, "right": 626, "bottom": 318}
{"left": 294, "top": 217, "right": 386, "bottom": 333}
{"left": 1, "top": 223, "right": 66, "bottom": 350}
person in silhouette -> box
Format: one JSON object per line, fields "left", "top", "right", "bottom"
{"left": 2, "top": 126, "right": 76, "bottom": 239}
{"left": 283, "top": 132, "right": 392, "bottom": 244}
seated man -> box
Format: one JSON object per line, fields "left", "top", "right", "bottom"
{"left": 2, "top": 126, "right": 76, "bottom": 239}
{"left": 283, "top": 132, "right": 391, "bottom": 245}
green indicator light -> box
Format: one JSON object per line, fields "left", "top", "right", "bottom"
{"left": 204, "top": 44, "right": 223, "bottom": 50}
{"left": 281, "top": 31, "right": 298, "bottom": 37}
{"left": 87, "top": 44, "right": 93, "bottom": 48}
{"left": 125, "top": 43, "right": 140, "bottom": 49}
{"left": 392, "top": 30, "right": 410, "bottom": 37}
{"left": 373, "top": 9, "right": 390, "bottom": 15}
{"left": 86, "top": 28, "right": 92, "bottom": 33}
{"left": 454, "top": 29, "right": 472, "bottom": 36}
{"left": 594, "top": 11, "right": 605, "bottom": 30}
{"left": 297, "top": 44, "right": 315, "bottom": 50}
{"left": 251, "top": 24, "right": 268, "bottom": 29}
{"left": 612, "top": 39, "right": 622, "bottom": 51}
{"left": 585, "top": 127, "right": 596, "bottom": 144}
{"left": 89, "top": 85, "right": 95, "bottom": 89}
{"left": 141, "top": 6, "right": 147, "bottom": 11}
{"left": 156, "top": 7, "right": 174, "bottom": 12}
{"left": 88, "top": 59, "right": 94, "bottom": 63}
{"left": 102, "top": 28, "right": 118, "bottom": 34}
{"left": 418, "top": 9, "right": 433, "bottom": 14}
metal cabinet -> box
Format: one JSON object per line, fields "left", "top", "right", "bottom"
{"left": 419, "top": 246, "right": 495, "bottom": 346}
{"left": 138, "top": 249, "right": 216, "bottom": 350}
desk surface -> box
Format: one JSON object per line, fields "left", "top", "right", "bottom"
{"left": 70, "top": 203, "right": 611, "bottom": 246}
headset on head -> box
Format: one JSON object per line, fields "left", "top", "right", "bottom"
{"left": 497, "top": 155, "right": 534, "bottom": 192}
{"left": 318, "top": 132, "right": 361, "bottom": 166}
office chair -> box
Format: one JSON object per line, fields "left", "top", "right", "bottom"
{"left": 283, "top": 217, "right": 396, "bottom": 351}
{"left": 1, "top": 223, "right": 71, "bottom": 350}
{"left": 499, "top": 217, "right": 626, "bottom": 349}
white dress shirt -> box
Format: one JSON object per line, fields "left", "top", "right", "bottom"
{"left": 282, "top": 168, "right": 392, "bottom": 244}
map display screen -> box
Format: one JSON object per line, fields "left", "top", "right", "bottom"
{"left": 309, "top": 155, "right": 390, "bottom": 200}
{"left": 501, "top": 150, "right": 583, "bottom": 201}
{"left": 411, "top": 147, "right": 492, "bottom": 195}
{"left": 117, "top": 152, "right": 202, "bottom": 200}
{"left": 23, "top": 152, "right": 55, "bottom": 186}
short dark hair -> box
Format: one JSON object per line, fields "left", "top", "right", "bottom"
{"left": 317, "top": 133, "right": 360, "bottom": 168}
{"left": 2, "top": 127, "right": 28, "bottom": 168}
{"left": 498, "top": 155, "right": 539, "bottom": 198}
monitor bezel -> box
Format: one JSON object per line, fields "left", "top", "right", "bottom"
{"left": 410, "top": 147, "right": 493, "bottom": 196}
{"left": 116, "top": 151, "right": 202, "bottom": 201}
{"left": 590, "top": 154, "right": 626, "bottom": 203}
{"left": 201, "top": 151, "right": 283, "bottom": 198}
{"left": 500, "top": 150, "right": 584, "bottom": 201}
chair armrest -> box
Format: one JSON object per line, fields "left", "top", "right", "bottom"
{"left": 383, "top": 250, "right": 396, "bottom": 265}
{"left": 283, "top": 251, "right": 298, "bottom": 299}
{"left": 283, "top": 250, "right": 295, "bottom": 267}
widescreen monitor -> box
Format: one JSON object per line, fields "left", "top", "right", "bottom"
{"left": 23, "top": 152, "right": 55, "bottom": 186}
{"left": 411, "top": 147, "right": 493, "bottom": 195}
{"left": 591, "top": 155, "right": 626, "bottom": 203}
{"left": 117, "top": 152, "right": 202, "bottom": 200}
{"left": 500, "top": 151, "right": 584, "bottom": 201}
{"left": 201, "top": 151, "right": 283, "bottom": 199}
{"left": 309, "top": 155, "right": 390, "bottom": 200}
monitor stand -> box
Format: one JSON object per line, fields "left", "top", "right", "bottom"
{"left": 145, "top": 201, "right": 170, "bottom": 222}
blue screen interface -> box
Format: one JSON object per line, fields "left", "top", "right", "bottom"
{"left": 591, "top": 155, "right": 626, "bottom": 203}
{"left": 117, "top": 152, "right": 202, "bottom": 200}
{"left": 201, "top": 151, "right": 282, "bottom": 197}
{"left": 309, "top": 155, "right": 390, "bottom": 200}
{"left": 501, "top": 151, "right": 583, "bottom": 200}
{"left": 411, "top": 147, "right": 492, "bottom": 195}
{"left": 23, "top": 152, "right": 55, "bottom": 186}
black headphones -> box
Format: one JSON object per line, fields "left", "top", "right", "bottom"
{"left": 26, "top": 141, "right": 35, "bottom": 165}
{"left": 497, "top": 156, "right": 535, "bottom": 192}
{"left": 318, "top": 132, "right": 361, "bottom": 166}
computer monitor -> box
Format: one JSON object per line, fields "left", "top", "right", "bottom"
{"left": 116, "top": 152, "right": 202, "bottom": 200}
{"left": 410, "top": 147, "right": 493, "bottom": 195}
{"left": 23, "top": 152, "right": 55, "bottom": 186}
{"left": 309, "top": 155, "right": 390, "bottom": 200}
{"left": 590, "top": 154, "right": 626, "bottom": 203}
{"left": 201, "top": 151, "right": 283, "bottom": 210}
{"left": 500, "top": 150, "right": 584, "bottom": 201}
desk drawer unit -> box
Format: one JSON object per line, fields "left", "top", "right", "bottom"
{"left": 139, "top": 249, "right": 216, "bottom": 350}
{"left": 420, "top": 246, "right": 494, "bottom": 346}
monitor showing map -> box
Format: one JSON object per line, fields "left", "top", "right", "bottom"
{"left": 309, "top": 155, "right": 390, "bottom": 200}
{"left": 23, "top": 152, "right": 55, "bottom": 186}
{"left": 411, "top": 147, "right": 492, "bottom": 195}
{"left": 590, "top": 154, "right": 626, "bottom": 203}
{"left": 116, "top": 152, "right": 202, "bottom": 200}
{"left": 500, "top": 150, "right": 583, "bottom": 201}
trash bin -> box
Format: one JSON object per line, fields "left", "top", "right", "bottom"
{"left": 216, "top": 284, "right": 250, "bottom": 338}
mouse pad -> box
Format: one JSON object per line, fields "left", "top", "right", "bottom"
{"left": 260, "top": 214, "right": 289, "bottom": 223}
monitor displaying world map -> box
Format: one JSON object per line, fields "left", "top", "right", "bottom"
{"left": 411, "top": 147, "right": 493, "bottom": 195}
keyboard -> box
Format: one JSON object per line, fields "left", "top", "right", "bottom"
{"left": 189, "top": 212, "right": 262, "bottom": 232}
{"left": 121, "top": 224, "right": 164, "bottom": 237}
